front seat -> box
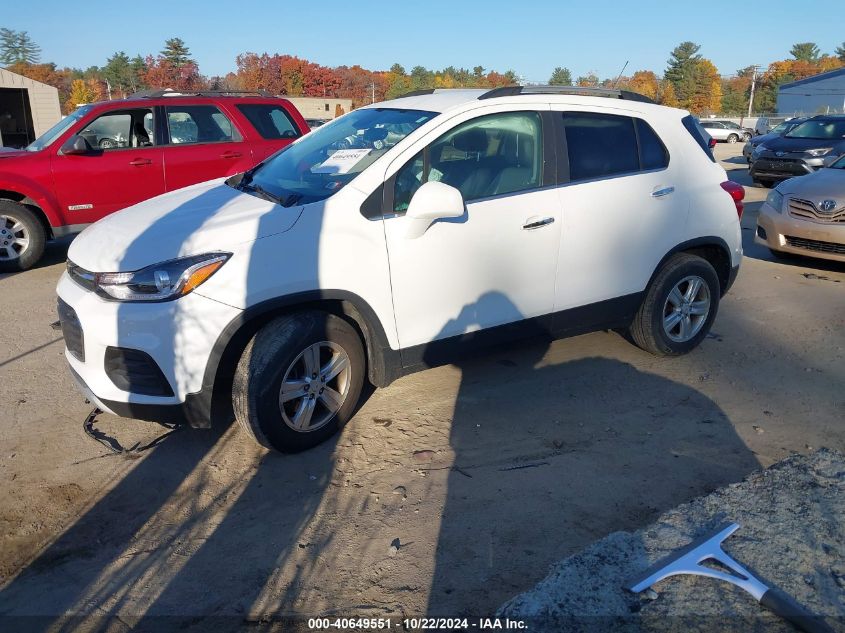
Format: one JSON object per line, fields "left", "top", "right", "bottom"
{"left": 133, "top": 121, "right": 152, "bottom": 147}
{"left": 490, "top": 134, "right": 536, "bottom": 195}
{"left": 437, "top": 128, "right": 493, "bottom": 199}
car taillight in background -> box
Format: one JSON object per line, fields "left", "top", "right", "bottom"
{"left": 720, "top": 181, "right": 745, "bottom": 219}
{"left": 708, "top": 137, "right": 717, "bottom": 149}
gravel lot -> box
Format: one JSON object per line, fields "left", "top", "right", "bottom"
{"left": 0, "top": 143, "right": 843, "bottom": 629}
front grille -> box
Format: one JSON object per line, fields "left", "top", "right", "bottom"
{"left": 788, "top": 198, "right": 845, "bottom": 224}
{"left": 785, "top": 235, "right": 845, "bottom": 255}
{"left": 57, "top": 298, "right": 85, "bottom": 361}
{"left": 66, "top": 260, "right": 97, "bottom": 291}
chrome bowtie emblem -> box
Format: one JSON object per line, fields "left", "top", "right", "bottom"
{"left": 819, "top": 199, "right": 837, "bottom": 213}
{"left": 775, "top": 151, "right": 785, "bottom": 157}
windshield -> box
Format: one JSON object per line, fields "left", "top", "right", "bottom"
{"left": 771, "top": 122, "right": 789, "bottom": 134}
{"left": 26, "top": 105, "right": 92, "bottom": 152}
{"left": 785, "top": 119, "right": 845, "bottom": 140}
{"left": 236, "top": 107, "right": 438, "bottom": 207}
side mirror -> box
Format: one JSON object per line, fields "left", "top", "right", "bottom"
{"left": 405, "top": 181, "right": 465, "bottom": 239}
{"left": 822, "top": 154, "right": 840, "bottom": 168}
{"left": 60, "top": 135, "right": 94, "bottom": 155}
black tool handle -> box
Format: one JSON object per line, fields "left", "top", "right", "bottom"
{"left": 760, "top": 588, "right": 834, "bottom": 633}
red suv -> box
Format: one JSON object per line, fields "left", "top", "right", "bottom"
{"left": 0, "top": 90, "right": 309, "bottom": 271}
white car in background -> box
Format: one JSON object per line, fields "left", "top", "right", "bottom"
{"left": 699, "top": 120, "right": 753, "bottom": 143}
{"left": 56, "top": 86, "right": 744, "bottom": 452}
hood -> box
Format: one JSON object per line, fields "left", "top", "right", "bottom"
{"left": 751, "top": 132, "right": 779, "bottom": 147}
{"left": 68, "top": 178, "right": 304, "bottom": 271}
{"left": 762, "top": 135, "right": 845, "bottom": 154}
{"left": 0, "top": 147, "right": 29, "bottom": 158}
{"left": 778, "top": 166, "right": 845, "bottom": 200}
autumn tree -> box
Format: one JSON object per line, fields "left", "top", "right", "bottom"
{"left": 66, "top": 79, "right": 103, "bottom": 110}
{"left": 626, "top": 70, "right": 659, "bottom": 100}
{"left": 0, "top": 28, "right": 41, "bottom": 64}
{"left": 549, "top": 67, "right": 572, "bottom": 86}
{"left": 576, "top": 73, "right": 599, "bottom": 87}
{"left": 161, "top": 38, "right": 192, "bottom": 68}
{"left": 142, "top": 55, "right": 206, "bottom": 92}
{"left": 790, "top": 42, "right": 820, "bottom": 62}
{"left": 837, "top": 42, "right": 845, "bottom": 62}
{"left": 658, "top": 81, "right": 679, "bottom": 107}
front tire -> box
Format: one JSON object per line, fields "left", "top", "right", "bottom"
{"left": 0, "top": 200, "right": 46, "bottom": 272}
{"left": 727, "top": 134, "right": 739, "bottom": 144}
{"left": 629, "top": 253, "right": 720, "bottom": 356}
{"left": 233, "top": 311, "right": 365, "bottom": 452}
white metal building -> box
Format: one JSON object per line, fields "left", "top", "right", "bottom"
{"left": 777, "top": 67, "right": 845, "bottom": 115}
{"left": 0, "top": 68, "right": 62, "bottom": 147}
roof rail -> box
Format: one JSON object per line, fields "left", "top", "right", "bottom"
{"left": 394, "top": 88, "right": 437, "bottom": 99}
{"left": 478, "top": 85, "right": 656, "bottom": 104}
{"left": 128, "top": 89, "right": 274, "bottom": 99}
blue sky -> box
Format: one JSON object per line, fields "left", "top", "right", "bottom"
{"left": 6, "top": 0, "right": 845, "bottom": 80}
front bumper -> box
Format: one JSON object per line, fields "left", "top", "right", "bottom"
{"left": 56, "top": 271, "right": 242, "bottom": 426}
{"left": 750, "top": 155, "right": 825, "bottom": 180}
{"left": 755, "top": 202, "right": 845, "bottom": 263}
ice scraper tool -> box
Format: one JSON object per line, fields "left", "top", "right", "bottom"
{"left": 625, "top": 522, "right": 832, "bottom": 633}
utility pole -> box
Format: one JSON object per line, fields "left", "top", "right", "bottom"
{"left": 371, "top": 82, "right": 375, "bottom": 104}
{"left": 747, "top": 65, "right": 759, "bottom": 118}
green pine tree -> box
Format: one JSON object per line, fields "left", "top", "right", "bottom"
{"left": 161, "top": 37, "right": 192, "bottom": 68}
{"left": 549, "top": 67, "right": 572, "bottom": 86}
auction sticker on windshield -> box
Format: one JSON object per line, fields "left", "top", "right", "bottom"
{"left": 312, "top": 149, "right": 372, "bottom": 174}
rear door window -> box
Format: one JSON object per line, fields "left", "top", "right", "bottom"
{"left": 165, "top": 105, "right": 240, "bottom": 144}
{"left": 562, "top": 112, "right": 639, "bottom": 181}
{"left": 236, "top": 104, "right": 301, "bottom": 139}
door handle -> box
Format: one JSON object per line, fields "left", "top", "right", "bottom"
{"left": 652, "top": 185, "right": 675, "bottom": 198}
{"left": 221, "top": 151, "right": 243, "bottom": 159}
{"left": 129, "top": 158, "right": 152, "bottom": 166}
{"left": 522, "top": 216, "right": 555, "bottom": 230}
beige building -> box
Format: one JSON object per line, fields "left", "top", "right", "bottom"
{"left": 0, "top": 68, "right": 62, "bottom": 148}
{"left": 283, "top": 96, "right": 353, "bottom": 121}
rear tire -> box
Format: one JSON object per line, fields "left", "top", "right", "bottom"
{"left": 233, "top": 311, "right": 365, "bottom": 452}
{"left": 629, "top": 253, "right": 720, "bottom": 357}
{"left": 727, "top": 134, "right": 739, "bottom": 144}
{"left": 0, "top": 200, "right": 46, "bottom": 273}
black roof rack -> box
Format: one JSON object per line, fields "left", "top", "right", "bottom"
{"left": 478, "top": 85, "right": 656, "bottom": 104}
{"left": 394, "top": 88, "right": 437, "bottom": 99}
{"left": 128, "top": 89, "right": 274, "bottom": 99}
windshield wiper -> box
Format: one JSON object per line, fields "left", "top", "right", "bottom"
{"left": 239, "top": 182, "right": 284, "bottom": 205}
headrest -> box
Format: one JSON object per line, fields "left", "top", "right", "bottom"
{"left": 453, "top": 128, "right": 488, "bottom": 152}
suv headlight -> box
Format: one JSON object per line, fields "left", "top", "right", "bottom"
{"left": 805, "top": 147, "right": 833, "bottom": 157}
{"left": 765, "top": 189, "right": 784, "bottom": 213}
{"left": 94, "top": 253, "right": 231, "bottom": 301}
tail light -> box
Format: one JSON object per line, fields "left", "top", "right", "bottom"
{"left": 708, "top": 137, "right": 717, "bottom": 149}
{"left": 720, "top": 180, "right": 745, "bottom": 219}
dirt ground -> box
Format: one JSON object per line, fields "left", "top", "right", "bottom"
{"left": 0, "top": 143, "right": 843, "bottom": 629}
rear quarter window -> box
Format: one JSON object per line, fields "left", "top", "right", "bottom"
{"left": 237, "top": 104, "right": 301, "bottom": 140}
{"left": 682, "top": 115, "right": 716, "bottom": 162}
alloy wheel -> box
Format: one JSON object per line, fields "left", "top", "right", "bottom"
{"left": 278, "top": 341, "right": 351, "bottom": 432}
{"left": 662, "top": 275, "right": 711, "bottom": 343}
{"left": 0, "top": 214, "right": 30, "bottom": 261}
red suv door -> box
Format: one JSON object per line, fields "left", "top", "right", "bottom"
{"left": 161, "top": 103, "right": 255, "bottom": 190}
{"left": 51, "top": 107, "right": 166, "bottom": 224}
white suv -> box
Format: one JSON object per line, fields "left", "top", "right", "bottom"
{"left": 57, "top": 86, "right": 745, "bottom": 452}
